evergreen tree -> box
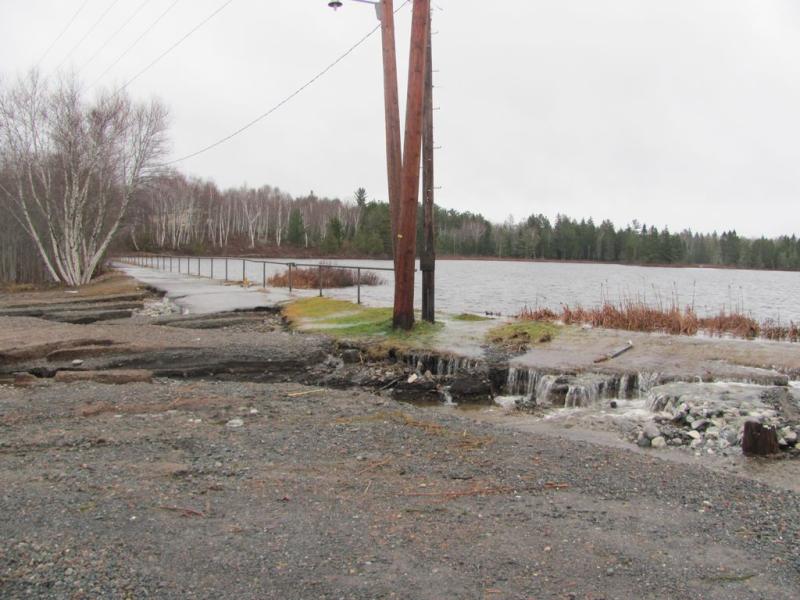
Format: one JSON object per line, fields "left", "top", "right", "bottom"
{"left": 287, "top": 209, "right": 305, "bottom": 246}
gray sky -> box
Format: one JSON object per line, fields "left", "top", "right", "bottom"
{"left": 2, "top": 0, "right": 799, "bottom": 237}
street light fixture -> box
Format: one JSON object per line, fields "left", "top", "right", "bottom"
{"left": 328, "top": 0, "right": 381, "bottom": 20}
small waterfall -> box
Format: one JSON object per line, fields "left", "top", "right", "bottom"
{"left": 637, "top": 372, "right": 661, "bottom": 396}
{"left": 535, "top": 375, "right": 560, "bottom": 406}
{"left": 564, "top": 385, "right": 588, "bottom": 408}
{"left": 647, "top": 390, "right": 676, "bottom": 412}
{"left": 618, "top": 374, "right": 630, "bottom": 400}
{"left": 525, "top": 369, "right": 540, "bottom": 399}
{"left": 563, "top": 377, "right": 608, "bottom": 408}
{"left": 507, "top": 367, "right": 521, "bottom": 395}
{"left": 441, "top": 388, "right": 455, "bottom": 406}
{"left": 505, "top": 368, "right": 541, "bottom": 400}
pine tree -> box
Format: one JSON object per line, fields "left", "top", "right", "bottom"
{"left": 287, "top": 209, "right": 305, "bottom": 246}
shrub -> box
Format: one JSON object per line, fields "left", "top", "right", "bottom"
{"left": 268, "top": 264, "right": 383, "bottom": 289}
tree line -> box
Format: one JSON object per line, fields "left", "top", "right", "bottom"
{"left": 122, "top": 174, "right": 800, "bottom": 271}
{"left": 435, "top": 211, "right": 800, "bottom": 271}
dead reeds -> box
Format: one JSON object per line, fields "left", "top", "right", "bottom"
{"left": 267, "top": 264, "right": 383, "bottom": 289}
{"left": 518, "top": 300, "right": 797, "bottom": 342}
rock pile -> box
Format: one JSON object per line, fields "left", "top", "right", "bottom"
{"left": 633, "top": 382, "right": 800, "bottom": 455}
{"left": 135, "top": 297, "right": 180, "bottom": 318}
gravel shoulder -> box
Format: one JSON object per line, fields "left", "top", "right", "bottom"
{"left": 2, "top": 378, "right": 799, "bottom": 599}
{"left": 2, "top": 273, "right": 800, "bottom": 599}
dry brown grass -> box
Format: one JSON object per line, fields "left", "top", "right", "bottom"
{"left": 268, "top": 265, "right": 383, "bottom": 289}
{"left": 519, "top": 301, "right": 797, "bottom": 342}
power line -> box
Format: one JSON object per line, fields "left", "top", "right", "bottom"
{"left": 119, "top": 0, "right": 236, "bottom": 92}
{"left": 166, "top": 0, "right": 411, "bottom": 166}
{"left": 56, "top": 0, "right": 123, "bottom": 72}
{"left": 36, "top": 0, "right": 90, "bottom": 66}
{"left": 78, "top": 0, "right": 155, "bottom": 75}
{"left": 88, "top": 0, "right": 180, "bottom": 89}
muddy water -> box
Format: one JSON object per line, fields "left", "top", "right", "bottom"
{"left": 168, "top": 257, "right": 800, "bottom": 322}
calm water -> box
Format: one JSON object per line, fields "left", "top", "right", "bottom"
{"left": 154, "top": 257, "right": 800, "bottom": 323}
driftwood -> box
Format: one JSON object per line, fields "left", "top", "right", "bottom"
{"left": 594, "top": 341, "right": 634, "bottom": 364}
{"left": 741, "top": 421, "right": 780, "bottom": 456}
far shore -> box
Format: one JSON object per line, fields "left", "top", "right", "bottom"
{"left": 117, "top": 249, "right": 800, "bottom": 275}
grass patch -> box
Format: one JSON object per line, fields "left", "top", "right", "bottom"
{"left": 487, "top": 321, "right": 561, "bottom": 352}
{"left": 452, "top": 313, "right": 491, "bottom": 322}
{"left": 283, "top": 297, "right": 443, "bottom": 348}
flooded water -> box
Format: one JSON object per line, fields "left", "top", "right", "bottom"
{"left": 140, "top": 256, "right": 800, "bottom": 322}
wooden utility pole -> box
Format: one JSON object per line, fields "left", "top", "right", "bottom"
{"left": 420, "top": 7, "right": 435, "bottom": 323}
{"left": 379, "top": 0, "right": 403, "bottom": 261}
{"left": 393, "top": 0, "right": 430, "bottom": 330}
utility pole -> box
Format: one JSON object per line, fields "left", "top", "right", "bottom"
{"left": 420, "top": 8, "right": 435, "bottom": 323}
{"left": 378, "top": 0, "right": 403, "bottom": 261}
{"left": 393, "top": 0, "right": 430, "bottom": 330}
{"left": 328, "top": 0, "right": 429, "bottom": 330}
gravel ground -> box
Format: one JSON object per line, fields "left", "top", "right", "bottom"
{"left": 2, "top": 378, "right": 799, "bottom": 599}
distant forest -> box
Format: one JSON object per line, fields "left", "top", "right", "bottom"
{"left": 4, "top": 171, "right": 800, "bottom": 284}
{"left": 117, "top": 173, "right": 800, "bottom": 271}
{"left": 4, "top": 73, "right": 797, "bottom": 287}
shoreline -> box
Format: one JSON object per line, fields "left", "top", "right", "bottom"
{"left": 116, "top": 250, "right": 800, "bottom": 275}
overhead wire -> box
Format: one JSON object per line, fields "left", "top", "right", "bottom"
{"left": 88, "top": 0, "right": 181, "bottom": 89}
{"left": 36, "top": 0, "right": 90, "bottom": 66}
{"left": 118, "top": 0, "right": 236, "bottom": 92}
{"left": 165, "top": 0, "right": 411, "bottom": 166}
{"left": 56, "top": 0, "right": 123, "bottom": 72}
{"left": 78, "top": 0, "right": 155, "bottom": 75}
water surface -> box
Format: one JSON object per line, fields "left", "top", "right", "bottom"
{"left": 149, "top": 257, "right": 800, "bottom": 322}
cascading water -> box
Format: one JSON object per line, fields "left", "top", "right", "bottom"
{"left": 637, "top": 372, "right": 661, "bottom": 396}
{"left": 534, "top": 374, "right": 561, "bottom": 406}
{"left": 618, "top": 374, "right": 630, "bottom": 399}
{"left": 504, "top": 370, "right": 627, "bottom": 408}
{"left": 505, "top": 368, "right": 542, "bottom": 401}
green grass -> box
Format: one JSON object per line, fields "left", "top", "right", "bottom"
{"left": 452, "top": 313, "right": 491, "bottom": 322}
{"left": 486, "top": 320, "right": 561, "bottom": 347}
{"left": 283, "top": 297, "right": 442, "bottom": 345}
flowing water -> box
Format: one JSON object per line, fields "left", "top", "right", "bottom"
{"left": 145, "top": 256, "right": 800, "bottom": 322}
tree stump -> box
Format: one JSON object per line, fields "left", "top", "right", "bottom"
{"left": 741, "top": 421, "right": 780, "bottom": 456}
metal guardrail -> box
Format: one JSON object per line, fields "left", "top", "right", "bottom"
{"left": 116, "top": 254, "right": 395, "bottom": 305}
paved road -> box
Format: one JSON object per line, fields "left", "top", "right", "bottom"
{"left": 114, "top": 263, "right": 291, "bottom": 315}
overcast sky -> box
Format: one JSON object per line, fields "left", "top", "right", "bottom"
{"left": 2, "top": 0, "right": 799, "bottom": 237}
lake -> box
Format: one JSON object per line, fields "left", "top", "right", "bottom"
{"left": 150, "top": 256, "right": 800, "bottom": 323}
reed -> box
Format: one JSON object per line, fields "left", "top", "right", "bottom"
{"left": 518, "top": 300, "right": 797, "bottom": 342}
{"left": 267, "top": 264, "right": 383, "bottom": 289}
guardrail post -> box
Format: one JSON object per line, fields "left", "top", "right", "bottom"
{"left": 242, "top": 259, "right": 246, "bottom": 284}
{"left": 357, "top": 268, "right": 362, "bottom": 305}
{"left": 262, "top": 262, "right": 266, "bottom": 288}
{"left": 210, "top": 258, "right": 214, "bottom": 279}
{"left": 319, "top": 265, "right": 323, "bottom": 297}
{"left": 170, "top": 256, "right": 173, "bottom": 272}
{"left": 288, "top": 263, "right": 293, "bottom": 292}
{"left": 225, "top": 258, "right": 228, "bottom": 281}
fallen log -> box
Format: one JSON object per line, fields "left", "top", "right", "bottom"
{"left": 594, "top": 341, "right": 634, "bottom": 364}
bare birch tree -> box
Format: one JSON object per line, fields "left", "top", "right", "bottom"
{"left": 0, "top": 71, "right": 168, "bottom": 285}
